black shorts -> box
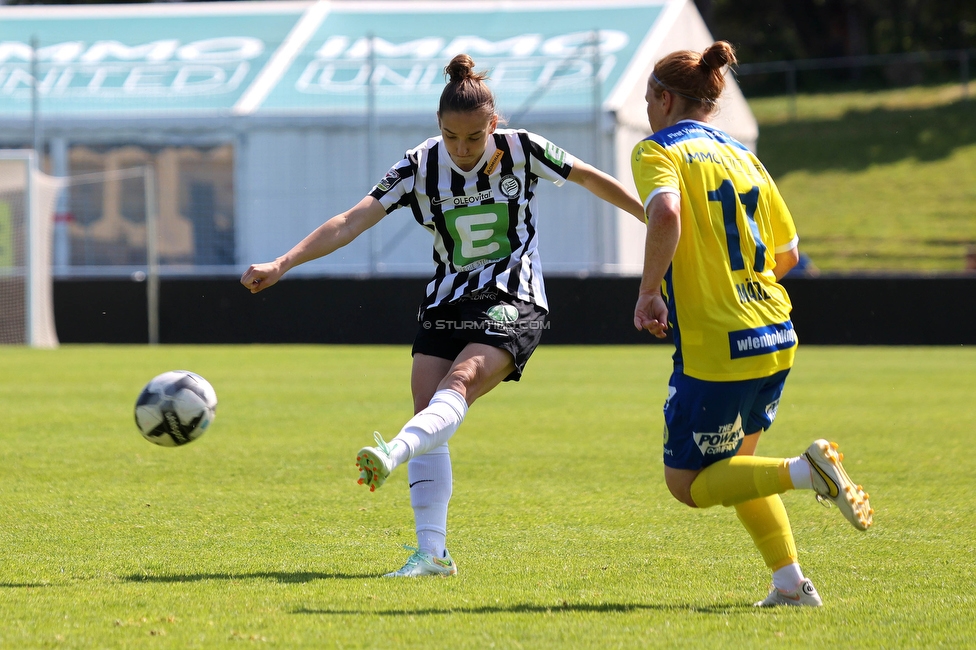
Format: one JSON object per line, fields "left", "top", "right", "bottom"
{"left": 412, "top": 292, "right": 548, "bottom": 382}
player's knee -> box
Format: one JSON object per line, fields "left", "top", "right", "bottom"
{"left": 442, "top": 365, "right": 477, "bottom": 394}
{"left": 441, "top": 355, "right": 493, "bottom": 397}
{"left": 665, "top": 475, "right": 699, "bottom": 508}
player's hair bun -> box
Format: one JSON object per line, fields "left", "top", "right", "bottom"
{"left": 439, "top": 53, "right": 495, "bottom": 115}
{"left": 445, "top": 54, "right": 489, "bottom": 84}
{"left": 701, "top": 41, "right": 736, "bottom": 70}
{"left": 445, "top": 54, "right": 475, "bottom": 83}
{"left": 649, "top": 41, "right": 736, "bottom": 112}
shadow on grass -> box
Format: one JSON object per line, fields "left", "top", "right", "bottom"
{"left": 118, "top": 574, "right": 753, "bottom": 614}
{"left": 122, "top": 571, "right": 375, "bottom": 583}
{"left": 0, "top": 582, "right": 56, "bottom": 588}
{"left": 758, "top": 98, "right": 976, "bottom": 176}
{"left": 293, "top": 602, "right": 752, "bottom": 616}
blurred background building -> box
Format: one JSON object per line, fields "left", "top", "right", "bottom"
{"left": 0, "top": 0, "right": 756, "bottom": 279}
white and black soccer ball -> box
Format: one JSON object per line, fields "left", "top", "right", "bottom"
{"left": 134, "top": 370, "right": 217, "bottom": 447}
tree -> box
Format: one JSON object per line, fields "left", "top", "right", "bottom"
{"left": 696, "top": 0, "right": 976, "bottom": 62}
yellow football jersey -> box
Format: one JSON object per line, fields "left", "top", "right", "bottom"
{"left": 632, "top": 120, "right": 798, "bottom": 381}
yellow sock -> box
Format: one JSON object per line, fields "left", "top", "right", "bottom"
{"left": 735, "top": 495, "right": 797, "bottom": 570}
{"left": 689, "top": 456, "right": 793, "bottom": 508}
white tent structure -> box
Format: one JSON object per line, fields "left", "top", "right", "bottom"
{"left": 0, "top": 0, "right": 756, "bottom": 277}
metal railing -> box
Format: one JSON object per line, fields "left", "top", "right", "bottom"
{"left": 735, "top": 48, "right": 975, "bottom": 118}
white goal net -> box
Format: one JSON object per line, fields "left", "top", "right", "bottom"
{"left": 0, "top": 150, "right": 64, "bottom": 348}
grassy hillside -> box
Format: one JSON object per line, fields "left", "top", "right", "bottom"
{"left": 748, "top": 83, "right": 976, "bottom": 273}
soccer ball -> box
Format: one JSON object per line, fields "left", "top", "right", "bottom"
{"left": 134, "top": 370, "right": 217, "bottom": 447}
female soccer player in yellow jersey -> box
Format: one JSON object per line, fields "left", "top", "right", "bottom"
{"left": 242, "top": 54, "right": 646, "bottom": 578}
{"left": 631, "top": 41, "right": 874, "bottom": 607}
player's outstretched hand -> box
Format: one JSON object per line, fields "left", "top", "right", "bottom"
{"left": 634, "top": 292, "right": 669, "bottom": 338}
{"left": 241, "top": 261, "right": 284, "bottom": 294}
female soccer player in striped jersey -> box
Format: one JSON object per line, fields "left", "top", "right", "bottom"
{"left": 631, "top": 41, "right": 874, "bottom": 606}
{"left": 242, "top": 54, "right": 646, "bottom": 577}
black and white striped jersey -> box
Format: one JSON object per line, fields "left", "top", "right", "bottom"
{"left": 368, "top": 128, "right": 576, "bottom": 312}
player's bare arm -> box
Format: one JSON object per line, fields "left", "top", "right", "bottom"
{"left": 773, "top": 247, "right": 800, "bottom": 281}
{"left": 567, "top": 161, "right": 646, "bottom": 222}
{"left": 241, "top": 196, "right": 387, "bottom": 294}
{"left": 635, "top": 192, "right": 680, "bottom": 337}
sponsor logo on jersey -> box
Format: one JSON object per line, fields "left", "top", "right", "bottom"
{"left": 485, "top": 149, "right": 505, "bottom": 175}
{"left": 544, "top": 142, "right": 567, "bottom": 166}
{"left": 684, "top": 149, "right": 764, "bottom": 180}
{"left": 433, "top": 189, "right": 495, "bottom": 206}
{"left": 693, "top": 414, "right": 744, "bottom": 457}
{"left": 685, "top": 150, "right": 748, "bottom": 172}
{"left": 376, "top": 169, "right": 402, "bottom": 192}
{"left": 499, "top": 174, "right": 521, "bottom": 199}
{"left": 728, "top": 321, "right": 796, "bottom": 359}
{"left": 444, "top": 203, "right": 511, "bottom": 269}
{"left": 455, "top": 257, "right": 504, "bottom": 272}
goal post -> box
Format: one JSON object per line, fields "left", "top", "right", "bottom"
{"left": 0, "top": 150, "right": 63, "bottom": 348}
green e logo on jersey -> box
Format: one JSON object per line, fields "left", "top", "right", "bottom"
{"left": 443, "top": 204, "right": 511, "bottom": 270}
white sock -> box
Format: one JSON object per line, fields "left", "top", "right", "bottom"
{"left": 787, "top": 456, "right": 813, "bottom": 490}
{"left": 389, "top": 389, "right": 468, "bottom": 469}
{"left": 408, "top": 444, "right": 452, "bottom": 557}
{"left": 772, "top": 562, "right": 805, "bottom": 592}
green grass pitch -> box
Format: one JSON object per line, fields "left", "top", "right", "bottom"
{"left": 1, "top": 344, "right": 974, "bottom": 648}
